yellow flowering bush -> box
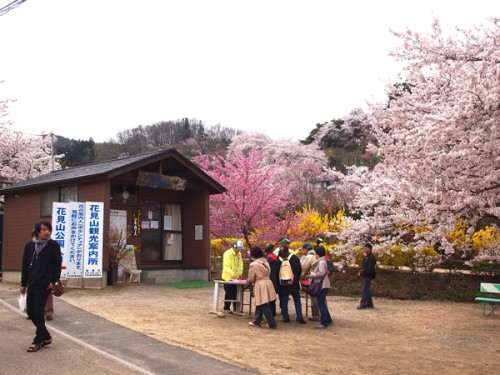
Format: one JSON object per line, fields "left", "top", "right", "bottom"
{"left": 472, "top": 225, "right": 499, "bottom": 251}
{"left": 286, "top": 205, "right": 331, "bottom": 241}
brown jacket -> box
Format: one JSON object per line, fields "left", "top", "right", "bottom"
{"left": 248, "top": 258, "right": 277, "bottom": 306}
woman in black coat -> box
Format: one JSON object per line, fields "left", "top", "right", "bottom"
{"left": 20, "top": 221, "right": 62, "bottom": 352}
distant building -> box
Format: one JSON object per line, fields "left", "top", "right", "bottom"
{"left": 309, "top": 178, "right": 335, "bottom": 190}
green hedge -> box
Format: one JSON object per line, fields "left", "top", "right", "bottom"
{"left": 331, "top": 267, "right": 500, "bottom": 302}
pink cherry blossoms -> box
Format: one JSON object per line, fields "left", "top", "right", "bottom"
{"left": 341, "top": 18, "right": 500, "bottom": 265}
{"left": 1, "top": 82, "right": 59, "bottom": 194}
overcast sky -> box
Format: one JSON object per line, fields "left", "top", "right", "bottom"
{"left": 0, "top": 0, "right": 498, "bottom": 142}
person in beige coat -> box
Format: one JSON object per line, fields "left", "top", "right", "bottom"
{"left": 300, "top": 243, "right": 320, "bottom": 321}
{"left": 248, "top": 247, "right": 277, "bottom": 329}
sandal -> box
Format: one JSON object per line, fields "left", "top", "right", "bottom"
{"left": 42, "top": 339, "right": 53, "bottom": 347}
{"left": 248, "top": 321, "right": 260, "bottom": 328}
{"left": 27, "top": 342, "right": 43, "bottom": 352}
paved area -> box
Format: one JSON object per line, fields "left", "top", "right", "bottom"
{"left": 0, "top": 290, "right": 257, "bottom": 375}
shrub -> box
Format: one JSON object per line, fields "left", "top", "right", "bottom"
{"left": 332, "top": 267, "right": 500, "bottom": 302}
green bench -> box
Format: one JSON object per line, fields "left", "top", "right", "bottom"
{"left": 475, "top": 283, "right": 500, "bottom": 316}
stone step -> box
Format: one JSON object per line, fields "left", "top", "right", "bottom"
{"left": 151, "top": 275, "right": 180, "bottom": 284}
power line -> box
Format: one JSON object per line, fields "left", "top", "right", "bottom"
{"left": 0, "top": 0, "right": 28, "bottom": 17}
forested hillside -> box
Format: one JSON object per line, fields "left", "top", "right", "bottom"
{"left": 54, "top": 118, "right": 242, "bottom": 166}
{"left": 55, "top": 112, "right": 374, "bottom": 170}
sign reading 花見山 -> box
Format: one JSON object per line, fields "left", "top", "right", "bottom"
{"left": 52, "top": 201, "right": 104, "bottom": 279}
{"left": 52, "top": 202, "right": 70, "bottom": 279}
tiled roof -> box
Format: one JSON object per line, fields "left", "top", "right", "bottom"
{"left": 0, "top": 148, "right": 225, "bottom": 195}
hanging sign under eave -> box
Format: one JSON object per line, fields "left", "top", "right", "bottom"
{"left": 136, "top": 170, "right": 187, "bottom": 190}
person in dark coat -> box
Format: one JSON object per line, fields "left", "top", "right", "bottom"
{"left": 264, "top": 243, "right": 279, "bottom": 317}
{"left": 357, "top": 242, "right": 376, "bottom": 310}
{"left": 20, "top": 221, "right": 62, "bottom": 352}
{"left": 276, "top": 244, "right": 306, "bottom": 323}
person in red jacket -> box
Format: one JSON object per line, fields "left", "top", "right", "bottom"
{"left": 264, "top": 243, "right": 279, "bottom": 317}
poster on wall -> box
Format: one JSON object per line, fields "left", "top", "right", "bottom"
{"left": 195, "top": 225, "right": 203, "bottom": 240}
{"left": 110, "top": 209, "right": 127, "bottom": 248}
{"left": 66, "top": 202, "right": 85, "bottom": 278}
{"left": 83, "top": 202, "right": 104, "bottom": 278}
{"left": 52, "top": 202, "right": 70, "bottom": 279}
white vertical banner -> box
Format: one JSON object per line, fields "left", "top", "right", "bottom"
{"left": 52, "top": 202, "right": 70, "bottom": 279}
{"left": 83, "top": 202, "right": 104, "bottom": 278}
{"left": 66, "top": 202, "right": 85, "bottom": 278}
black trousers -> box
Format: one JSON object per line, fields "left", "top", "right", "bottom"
{"left": 223, "top": 283, "right": 238, "bottom": 311}
{"left": 26, "top": 286, "right": 52, "bottom": 343}
{"left": 269, "top": 299, "right": 277, "bottom": 317}
{"left": 360, "top": 277, "right": 374, "bottom": 308}
{"left": 254, "top": 303, "right": 277, "bottom": 328}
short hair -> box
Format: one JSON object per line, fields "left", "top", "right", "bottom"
{"left": 34, "top": 220, "right": 52, "bottom": 235}
{"left": 314, "top": 245, "right": 326, "bottom": 257}
{"left": 264, "top": 243, "right": 274, "bottom": 253}
{"left": 250, "top": 247, "right": 263, "bottom": 259}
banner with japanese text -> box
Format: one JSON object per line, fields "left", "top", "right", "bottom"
{"left": 52, "top": 202, "right": 70, "bottom": 279}
{"left": 66, "top": 202, "right": 86, "bottom": 278}
{"left": 83, "top": 202, "right": 104, "bottom": 278}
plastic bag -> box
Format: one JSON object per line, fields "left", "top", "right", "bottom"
{"left": 18, "top": 293, "right": 27, "bottom": 312}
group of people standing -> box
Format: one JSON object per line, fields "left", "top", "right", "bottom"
{"left": 221, "top": 239, "right": 376, "bottom": 330}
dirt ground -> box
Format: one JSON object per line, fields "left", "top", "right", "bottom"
{"left": 2, "top": 281, "right": 499, "bottom": 374}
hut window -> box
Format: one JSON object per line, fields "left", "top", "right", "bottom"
{"left": 41, "top": 189, "right": 59, "bottom": 216}
{"left": 40, "top": 186, "right": 78, "bottom": 217}
{"left": 60, "top": 186, "right": 78, "bottom": 202}
{"left": 162, "top": 203, "right": 182, "bottom": 261}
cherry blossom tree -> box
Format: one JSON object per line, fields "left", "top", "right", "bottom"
{"left": 1, "top": 82, "right": 60, "bottom": 194}
{"left": 193, "top": 148, "right": 302, "bottom": 247}
{"left": 340, "top": 18, "right": 500, "bottom": 265}
{"left": 227, "top": 132, "right": 347, "bottom": 211}
{"left": 311, "top": 108, "right": 371, "bottom": 150}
